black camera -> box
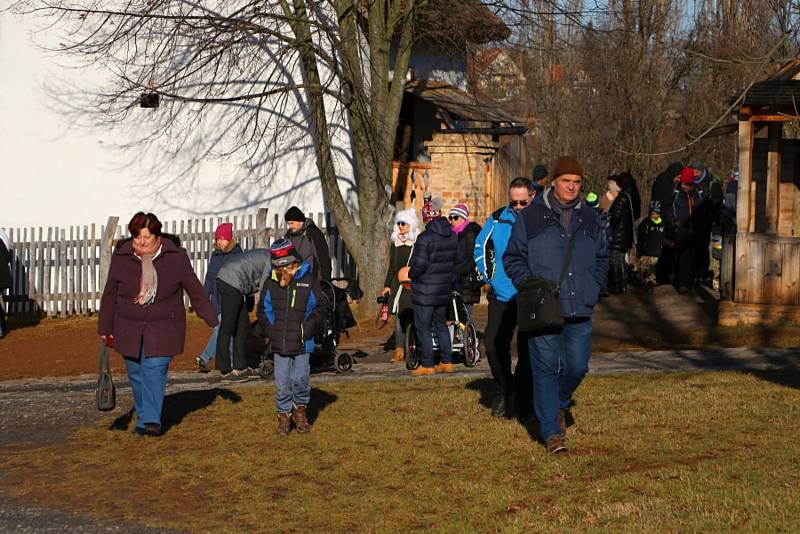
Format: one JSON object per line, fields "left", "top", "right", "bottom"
{"left": 376, "top": 294, "right": 390, "bottom": 304}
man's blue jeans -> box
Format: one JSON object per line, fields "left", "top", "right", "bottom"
{"left": 198, "top": 315, "right": 233, "bottom": 365}
{"left": 413, "top": 304, "right": 452, "bottom": 368}
{"left": 124, "top": 349, "right": 172, "bottom": 429}
{"left": 528, "top": 318, "right": 592, "bottom": 441}
{"left": 274, "top": 353, "right": 311, "bottom": 413}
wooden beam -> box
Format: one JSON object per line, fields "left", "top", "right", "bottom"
{"left": 766, "top": 123, "right": 782, "bottom": 233}
{"left": 749, "top": 115, "right": 795, "bottom": 122}
{"left": 736, "top": 120, "right": 754, "bottom": 233}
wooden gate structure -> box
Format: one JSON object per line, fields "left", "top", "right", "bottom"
{"left": 720, "top": 60, "right": 800, "bottom": 325}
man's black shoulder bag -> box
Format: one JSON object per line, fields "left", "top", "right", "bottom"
{"left": 516, "top": 231, "right": 578, "bottom": 334}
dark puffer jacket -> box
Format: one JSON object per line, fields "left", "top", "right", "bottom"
{"left": 651, "top": 162, "right": 683, "bottom": 207}
{"left": 285, "top": 218, "right": 332, "bottom": 281}
{"left": 669, "top": 188, "right": 704, "bottom": 242}
{"left": 260, "top": 261, "right": 328, "bottom": 355}
{"left": 637, "top": 217, "right": 669, "bottom": 257}
{"left": 0, "top": 239, "right": 11, "bottom": 290}
{"left": 609, "top": 176, "right": 641, "bottom": 252}
{"left": 408, "top": 217, "right": 459, "bottom": 307}
{"left": 454, "top": 221, "right": 483, "bottom": 304}
{"left": 203, "top": 243, "right": 243, "bottom": 313}
{"left": 503, "top": 190, "right": 609, "bottom": 318}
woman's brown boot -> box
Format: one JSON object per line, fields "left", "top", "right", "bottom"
{"left": 291, "top": 405, "right": 310, "bottom": 433}
{"left": 277, "top": 412, "right": 291, "bottom": 437}
{"left": 390, "top": 347, "right": 404, "bottom": 363}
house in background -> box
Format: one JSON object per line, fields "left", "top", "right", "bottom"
{"left": 720, "top": 59, "right": 800, "bottom": 325}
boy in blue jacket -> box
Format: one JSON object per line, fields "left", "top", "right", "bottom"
{"left": 260, "top": 239, "right": 328, "bottom": 436}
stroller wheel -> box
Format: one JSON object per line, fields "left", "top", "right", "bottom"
{"left": 335, "top": 353, "right": 354, "bottom": 373}
{"left": 258, "top": 359, "right": 274, "bottom": 379}
{"left": 403, "top": 322, "right": 420, "bottom": 370}
{"left": 463, "top": 322, "right": 480, "bottom": 368}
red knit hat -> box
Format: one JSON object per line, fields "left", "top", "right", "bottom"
{"left": 679, "top": 167, "right": 695, "bottom": 184}
{"left": 215, "top": 222, "right": 233, "bottom": 241}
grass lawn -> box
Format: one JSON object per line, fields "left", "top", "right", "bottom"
{"left": 3, "top": 371, "right": 800, "bottom": 533}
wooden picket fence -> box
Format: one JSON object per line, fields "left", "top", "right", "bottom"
{"left": 2, "top": 208, "right": 356, "bottom": 316}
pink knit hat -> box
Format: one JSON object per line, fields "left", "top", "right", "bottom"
{"left": 449, "top": 204, "right": 469, "bottom": 219}
{"left": 215, "top": 222, "right": 233, "bottom": 241}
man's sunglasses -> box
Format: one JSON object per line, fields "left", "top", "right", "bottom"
{"left": 510, "top": 200, "right": 529, "bottom": 207}
{"left": 448, "top": 215, "right": 461, "bottom": 221}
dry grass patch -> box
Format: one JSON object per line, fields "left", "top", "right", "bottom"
{"left": 2, "top": 371, "right": 800, "bottom": 533}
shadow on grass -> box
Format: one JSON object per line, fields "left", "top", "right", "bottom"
{"left": 747, "top": 369, "right": 800, "bottom": 391}
{"left": 465, "top": 377, "right": 543, "bottom": 443}
{"left": 306, "top": 387, "right": 338, "bottom": 424}
{"left": 109, "top": 388, "right": 243, "bottom": 434}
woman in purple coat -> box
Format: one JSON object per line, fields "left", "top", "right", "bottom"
{"left": 98, "top": 212, "right": 218, "bottom": 436}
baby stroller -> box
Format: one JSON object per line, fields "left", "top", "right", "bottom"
{"left": 257, "top": 277, "right": 362, "bottom": 378}
{"left": 403, "top": 290, "right": 480, "bottom": 370}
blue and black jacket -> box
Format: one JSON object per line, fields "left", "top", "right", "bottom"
{"left": 259, "top": 261, "right": 328, "bottom": 355}
{"left": 474, "top": 205, "right": 518, "bottom": 302}
{"left": 503, "top": 189, "right": 609, "bottom": 318}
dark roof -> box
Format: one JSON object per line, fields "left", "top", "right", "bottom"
{"left": 406, "top": 80, "right": 524, "bottom": 126}
{"left": 737, "top": 81, "right": 800, "bottom": 108}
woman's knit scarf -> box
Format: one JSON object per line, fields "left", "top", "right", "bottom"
{"left": 132, "top": 237, "right": 162, "bottom": 306}
{"left": 451, "top": 219, "right": 470, "bottom": 234}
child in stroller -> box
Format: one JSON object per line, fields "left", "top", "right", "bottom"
{"left": 257, "top": 277, "right": 363, "bottom": 378}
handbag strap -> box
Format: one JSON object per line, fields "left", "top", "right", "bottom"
{"left": 98, "top": 342, "right": 111, "bottom": 373}
{"left": 557, "top": 231, "right": 580, "bottom": 289}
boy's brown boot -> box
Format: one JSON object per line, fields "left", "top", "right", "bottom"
{"left": 291, "top": 405, "right": 311, "bottom": 433}
{"left": 277, "top": 412, "right": 291, "bottom": 437}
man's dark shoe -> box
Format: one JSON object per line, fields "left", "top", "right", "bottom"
{"left": 136, "top": 423, "right": 162, "bottom": 437}
{"left": 545, "top": 434, "right": 567, "bottom": 454}
{"left": 291, "top": 405, "right": 311, "bottom": 433}
{"left": 221, "top": 368, "right": 254, "bottom": 383}
{"left": 490, "top": 390, "right": 506, "bottom": 418}
{"left": 277, "top": 412, "right": 291, "bottom": 437}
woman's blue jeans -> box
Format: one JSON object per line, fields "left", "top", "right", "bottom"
{"left": 124, "top": 348, "right": 172, "bottom": 429}
{"left": 528, "top": 318, "right": 592, "bottom": 441}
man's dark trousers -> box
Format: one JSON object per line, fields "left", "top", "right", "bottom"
{"left": 484, "top": 296, "right": 532, "bottom": 415}
{"left": 216, "top": 279, "right": 250, "bottom": 372}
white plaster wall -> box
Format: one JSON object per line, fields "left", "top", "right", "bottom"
{"left": 0, "top": 13, "right": 356, "bottom": 230}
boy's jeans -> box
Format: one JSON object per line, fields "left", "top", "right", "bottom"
{"left": 274, "top": 353, "right": 311, "bottom": 413}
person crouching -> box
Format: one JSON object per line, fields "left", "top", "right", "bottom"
{"left": 261, "top": 239, "right": 328, "bottom": 436}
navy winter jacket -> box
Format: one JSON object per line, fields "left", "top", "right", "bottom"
{"left": 409, "top": 217, "right": 459, "bottom": 306}
{"left": 203, "top": 243, "right": 243, "bottom": 313}
{"left": 503, "top": 189, "right": 609, "bottom": 318}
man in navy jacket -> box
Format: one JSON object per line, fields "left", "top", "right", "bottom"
{"left": 503, "top": 156, "right": 608, "bottom": 454}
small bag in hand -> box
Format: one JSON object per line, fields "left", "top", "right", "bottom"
{"left": 96, "top": 341, "right": 116, "bottom": 411}
{"left": 516, "top": 231, "right": 578, "bottom": 334}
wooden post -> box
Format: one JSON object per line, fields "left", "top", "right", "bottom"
{"left": 256, "top": 208, "right": 269, "bottom": 249}
{"left": 736, "top": 119, "right": 754, "bottom": 234}
{"left": 98, "top": 216, "right": 119, "bottom": 295}
{"left": 766, "top": 123, "right": 782, "bottom": 234}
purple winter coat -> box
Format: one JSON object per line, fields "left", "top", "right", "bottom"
{"left": 98, "top": 237, "right": 218, "bottom": 358}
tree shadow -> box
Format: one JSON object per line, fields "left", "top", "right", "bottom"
{"left": 747, "top": 369, "right": 800, "bottom": 391}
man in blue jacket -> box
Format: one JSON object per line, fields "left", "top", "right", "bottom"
{"left": 504, "top": 156, "right": 608, "bottom": 454}
{"left": 474, "top": 177, "right": 535, "bottom": 419}
{"left": 408, "top": 213, "right": 459, "bottom": 376}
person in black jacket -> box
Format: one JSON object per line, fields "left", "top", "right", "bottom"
{"left": 195, "top": 222, "right": 243, "bottom": 372}
{"left": 408, "top": 215, "right": 459, "bottom": 375}
{"left": 636, "top": 202, "right": 669, "bottom": 292}
{"left": 670, "top": 168, "right": 705, "bottom": 293}
{"left": 449, "top": 203, "right": 482, "bottom": 314}
{"left": 284, "top": 206, "right": 332, "bottom": 281}
{"left": 260, "top": 239, "right": 328, "bottom": 436}
{"left": 0, "top": 229, "right": 11, "bottom": 339}
{"left": 651, "top": 162, "right": 683, "bottom": 283}
{"left": 607, "top": 172, "right": 641, "bottom": 294}
{"left": 689, "top": 162, "right": 723, "bottom": 286}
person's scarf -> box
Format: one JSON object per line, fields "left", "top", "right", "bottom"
{"left": 451, "top": 219, "right": 470, "bottom": 234}
{"left": 132, "top": 237, "right": 162, "bottom": 306}
{"left": 548, "top": 189, "right": 580, "bottom": 234}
